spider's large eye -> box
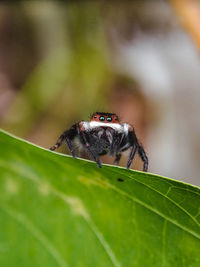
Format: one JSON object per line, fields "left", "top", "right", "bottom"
{"left": 107, "top": 117, "right": 112, "bottom": 122}
{"left": 99, "top": 116, "right": 105, "bottom": 121}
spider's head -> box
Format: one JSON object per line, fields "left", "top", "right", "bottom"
{"left": 91, "top": 112, "right": 119, "bottom": 123}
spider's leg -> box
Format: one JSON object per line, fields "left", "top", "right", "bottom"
{"left": 50, "top": 124, "right": 77, "bottom": 158}
{"left": 65, "top": 137, "right": 76, "bottom": 158}
{"left": 126, "top": 143, "right": 137, "bottom": 169}
{"left": 123, "top": 126, "right": 138, "bottom": 169}
{"left": 81, "top": 133, "right": 102, "bottom": 168}
{"left": 78, "top": 123, "right": 102, "bottom": 168}
{"left": 138, "top": 144, "right": 148, "bottom": 172}
{"left": 112, "top": 133, "right": 123, "bottom": 164}
{"left": 50, "top": 132, "right": 67, "bottom": 151}
{"left": 125, "top": 125, "right": 148, "bottom": 171}
{"left": 114, "top": 153, "right": 122, "bottom": 165}
{"left": 110, "top": 133, "right": 121, "bottom": 156}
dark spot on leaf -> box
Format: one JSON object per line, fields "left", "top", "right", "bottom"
{"left": 117, "top": 178, "right": 124, "bottom": 182}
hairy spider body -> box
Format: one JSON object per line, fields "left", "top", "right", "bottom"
{"left": 50, "top": 112, "right": 148, "bottom": 171}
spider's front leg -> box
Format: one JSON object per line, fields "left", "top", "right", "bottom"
{"left": 114, "top": 153, "right": 122, "bottom": 165}
{"left": 78, "top": 122, "right": 102, "bottom": 168}
{"left": 111, "top": 133, "right": 123, "bottom": 165}
{"left": 50, "top": 124, "right": 77, "bottom": 158}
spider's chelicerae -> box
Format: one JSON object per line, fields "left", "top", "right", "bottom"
{"left": 50, "top": 112, "right": 148, "bottom": 171}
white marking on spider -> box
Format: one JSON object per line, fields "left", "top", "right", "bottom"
{"left": 122, "top": 123, "right": 129, "bottom": 135}
{"left": 83, "top": 121, "right": 129, "bottom": 134}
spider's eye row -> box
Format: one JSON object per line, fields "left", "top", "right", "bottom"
{"left": 99, "top": 116, "right": 105, "bottom": 121}
{"left": 93, "top": 115, "right": 97, "bottom": 118}
{"left": 115, "top": 117, "right": 118, "bottom": 120}
{"left": 107, "top": 117, "right": 112, "bottom": 122}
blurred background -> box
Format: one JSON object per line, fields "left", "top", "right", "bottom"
{"left": 0, "top": 0, "right": 200, "bottom": 185}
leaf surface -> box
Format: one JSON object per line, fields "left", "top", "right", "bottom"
{"left": 0, "top": 130, "right": 199, "bottom": 267}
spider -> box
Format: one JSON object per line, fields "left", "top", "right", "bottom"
{"left": 50, "top": 112, "right": 148, "bottom": 171}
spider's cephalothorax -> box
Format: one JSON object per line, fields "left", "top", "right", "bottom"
{"left": 50, "top": 112, "right": 148, "bottom": 171}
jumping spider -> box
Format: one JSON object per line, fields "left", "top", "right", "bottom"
{"left": 50, "top": 112, "right": 148, "bottom": 171}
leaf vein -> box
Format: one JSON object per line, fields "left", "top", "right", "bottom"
{"left": 0, "top": 204, "right": 68, "bottom": 267}
{"left": 127, "top": 173, "right": 200, "bottom": 227}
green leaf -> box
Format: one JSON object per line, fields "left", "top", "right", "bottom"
{"left": 0, "top": 130, "right": 199, "bottom": 267}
